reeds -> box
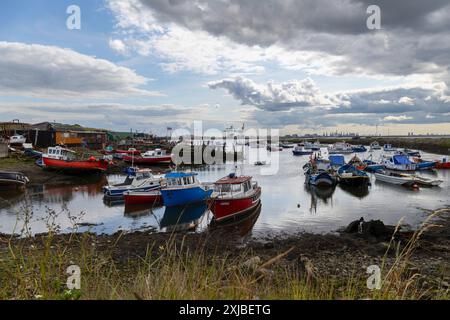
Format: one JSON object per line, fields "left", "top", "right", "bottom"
{"left": 0, "top": 206, "right": 448, "bottom": 300}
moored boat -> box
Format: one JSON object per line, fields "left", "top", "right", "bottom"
{"left": 383, "top": 144, "right": 397, "bottom": 152}
{"left": 123, "top": 149, "right": 172, "bottom": 165}
{"left": 370, "top": 141, "right": 382, "bottom": 150}
{"left": 381, "top": 154, "right": 417, "bottom": 171}
{"left": 123, "top": 190, "right": 163, "bottom": 205}
{"left": 42, "top": 146, "right": 109, "bottom": 172}
{"left": 412, "top": 158, "right": 436, "bottom": 171}
{"left": 352, "top": 145, "right": 367, "bottom": 153}
{"left": 292, "top": 146, "right": 313, "bottom": 156}
{"left": 161, "top": 172, "right": 213, "bottom": 207}
{"left": 374, "top": 171, "right": 418, "bottom": 187}
{"left": 0, "top": 171, "right": 29, "bottom": 188}
{"left": 211, "top": 173, "right": 261, "bottom": 222}
{"left": 337, "top": 164, "right": 370, "bottom": 186}
{"left": 435, "top": 158, "right": 450, "bottom": 169}
{"left": 328, "top": 142, "right": 353, "bottom": 154}
{"left": 103, "top": 168, "right": 162, "bottom": 198}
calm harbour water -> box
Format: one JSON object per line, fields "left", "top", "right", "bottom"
{"left": 0, "top": 147, "right": 449, "bottom": 237}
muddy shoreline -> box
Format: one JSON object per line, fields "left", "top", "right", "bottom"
{"left": 2, "top": 209, "right": 449, "bottom": 296}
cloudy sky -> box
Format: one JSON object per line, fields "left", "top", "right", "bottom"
{"left": 1, "top": 0, "right": 449, "bottom": 135}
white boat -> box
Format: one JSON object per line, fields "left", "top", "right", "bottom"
{"left": 328, "top": 142, "right": 353, "bottom": 154}
{"left": 303, "top": 140, "right": 321, "bottom": 151}
{"left": 374, "top": 171, "right": 417, "bottom": 186}
{"left": 374, "top": 171, "right": 443, "bottom": 187}
{"left": 103, "top": 168, "right": 162, "bottom": 198}
{"left": 383, "top": 144, "right": 397, "bottom": 152}
{"left": 9, "top": 135, "right": 26, "bottom": 145}
{"left": 381, "top": 154, "right": 417, "bottom": 171}
{"left": 413, "top": 175, "right": 443, "bottom": 187}
{"left": 370, "top": 141, "right": 382, "bottom": 150}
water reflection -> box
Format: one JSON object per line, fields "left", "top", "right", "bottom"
{"left": 160, "top": 202, "right": 209, "bottom": 233}
{"left": 338, "top": 184, "right": 370, "bottom": 199}
{"left": 124, "top": 203, "right": 159, "bottom": 219}
{"left": 304, "top": 184, "right": 336, "bottom": 213}
{"left": 209, "top": 202, "right": 261, "bottom": 241}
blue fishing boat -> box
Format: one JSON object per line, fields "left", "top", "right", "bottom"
{"left": 161, "top": 172, "right": 213, "bottom": 207}
{"left": 337, "top": 164, "right": 370, "bottom": 186}
{"left": 352, "top": 145, "right": 367, "bottom": 153}
{"left": 415, "top": 160, "right": 436, "bottom": 171}
{"left": 362, "top": 159, "right": 384, "bottom": 172}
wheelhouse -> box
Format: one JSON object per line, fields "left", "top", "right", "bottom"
{"left": 213, "top": 174, "right": 257, "bottom": 198}
{"left": 45, "top": 146, "right": 76, "bottom": 160}
{"left": 165, "top": 172, "right": 199, "bottom": 187}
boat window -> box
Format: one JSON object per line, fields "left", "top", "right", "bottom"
{"left": 232, "top": 184, "right": 241, "bottom": 193}
{"left": 243, "top": 181, "right": 250, "bottom": 192}
{"left": 221, "top": 184, "right": 231, "bottom": 193}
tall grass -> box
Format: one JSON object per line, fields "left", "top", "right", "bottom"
{"left": 0, "top": 207, "right": 448, "bottom": 300}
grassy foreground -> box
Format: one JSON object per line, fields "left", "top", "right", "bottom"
{"left": 0, "top": 210, "right": 449, "bottom": 300}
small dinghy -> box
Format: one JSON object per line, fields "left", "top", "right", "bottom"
{"left": 0, "top": 171, "right": 29, "bottom": 188}
{"left": 374, "top": 171, "right": 418, "bottom": 187}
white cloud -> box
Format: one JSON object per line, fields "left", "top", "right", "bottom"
{"left": 0, "top": 41, "right": 159, "bottom": 98}
{"left": 383, "top": 115, "right": 414, "bottom": 122}
{"left": 399, "top": 96, "right": 415, "bottom": 105}
{"left": 109, "top": 39, "right": 128, "bottom": 55}
{"left": 208, "top": 76, "right": 336, "bottom": 111}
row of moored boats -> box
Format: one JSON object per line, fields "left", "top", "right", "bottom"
{"left": 103, "top": 170, "right": 261, "bottom": 222}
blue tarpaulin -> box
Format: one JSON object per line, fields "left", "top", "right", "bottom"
{"left": 393, "top": 155, "right": 413, "bottom": 165}
{"left": 329, "top": 155, "right": 345, "bottom": 166}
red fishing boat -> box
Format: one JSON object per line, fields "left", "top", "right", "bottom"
{"left": 211, "top": 173, "right": 261, "bottom": 222}
{"left": 123, "top": 149, "right": 172, "bottom": 164}
{"left": 123, "top": 190, "right": 162, "bottom": 205}
{"left": 436, "top": 158, "right": 450, "bottom": 169}
{"left": 42, "top": 146, "right": 109, "bottom": 172}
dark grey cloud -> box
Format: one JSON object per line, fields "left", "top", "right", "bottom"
{"left": 131, "top": 0, "right": 450, "bottom": 80}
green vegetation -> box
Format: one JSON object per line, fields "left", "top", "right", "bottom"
{"left": 0, "top": 209, "right": 448, "bottom": 300}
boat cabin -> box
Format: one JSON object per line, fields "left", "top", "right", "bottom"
{"left": 45, "top": 146, "right": 76, "bottom": 161}
{"left": 213, "top": 174, "right": 257, "bottom": 198}
{"left": 165, "top": 172, "right": 199, "bottom": 187}
{"left": 329, "top": 155, "right": 345, "bottom": 168}
{"left": 143, "top": 149, "right": 167, "bottom": 157}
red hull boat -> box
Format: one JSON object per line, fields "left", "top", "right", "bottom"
{"left": 211, "top": 174, "right": 261, "bottom": 222}
{"left": 42, "top": 157, "right": 109, "bottom": 172}
{"left": 436, "top": 161, "right": 450, "bottom": 169}
{"left": 123, "top": 149, "right": 172, "bottom": 165}
{"left": 42, "top": 146, "right": 109, "bottom": 172}
{"left": 124, "top": 190, "right": 162, "bottom": 205}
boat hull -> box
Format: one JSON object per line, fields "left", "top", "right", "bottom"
{"left": 161, "top": 186, "right": 213, "bottom": 207}
{"left": 124, "top": 191, "right": 162, "bottom": 205}
{"left": 436, "top": 161, "right": 450, "bottom": 169}
{"left": 103, "top": 184, "right": 160, "bottom": 198}
{"left": 42, "top": 157, "right": 109, "bottom": 172}
{"left": 123, "top": 155, "right": 172, "bottom": 164}
{"left": 307, "top": 172, "right": 335, "bottom": 187}
{"left": 374, "top": 173, "right": 416, "bottom": 186}
{"left": 293, "top": 150, "right": 312, "bottom": 156}
{"left": 212, "top": 188, "right": 261, "bottom": 221}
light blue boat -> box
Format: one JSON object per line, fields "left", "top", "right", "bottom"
{"left": 161, "top": 172, "right": 213, "bottom": 207}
